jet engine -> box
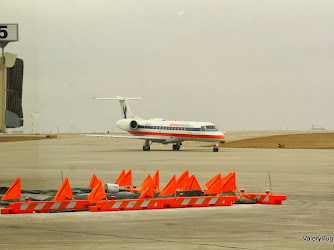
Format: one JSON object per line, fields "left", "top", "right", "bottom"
{"left": 116, "top": 119, "right": 138, "bottom": 131}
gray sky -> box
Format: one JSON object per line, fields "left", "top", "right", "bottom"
{"left": 2, "top": 0, "right": 334, "bottom": 133}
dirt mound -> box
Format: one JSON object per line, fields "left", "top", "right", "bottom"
{"left": 0, "top": 135, "right": 45, "bottom": 143}
{"left": 221, "top": 132, "right": 334, "bottom": 149}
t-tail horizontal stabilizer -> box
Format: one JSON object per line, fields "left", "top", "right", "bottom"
{"left": 93, "top": 96, "right": 145, "bottom": 120}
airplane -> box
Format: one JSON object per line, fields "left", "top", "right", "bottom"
{"left": 85, "top": 96, "right": 226, "bottom": 152}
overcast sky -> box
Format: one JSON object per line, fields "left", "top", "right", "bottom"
{"left": 2, "top": 0, "right": 334, "bottom": 133}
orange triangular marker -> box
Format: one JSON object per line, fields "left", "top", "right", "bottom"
{"left": 183, "top": 175, "right": 202, "bottom": 191}
{"left": 159, "top": 175, "right": 177, "bottom": 196}
{"left": 152, "top": 170, "right": 159, "bottom": 188}
{"left": 139, "top": 178, "right": 154, "bottom": 199}
{"left": 54, "top": 178, "right": 73, "bottom": 201}
{"left": 88, "top": 174, "right": 99, "bottom": 189}
{"left": 115, "top": 170, "right": 125, "bottom": 187}
{"left": 221, "top": 172, "right": 237, "bottom": 192}
{"left": 1, "top": 177, "right": 21, "bottom": 201}
{"left": 204, "top": 174, "right": 222, "bottom": 194}
{"left": 124, "top": 170, "right": 132, "bottom": 186}
{"left": 205, "top": 173, "right": 219, "bottom": 189}
{"left": 88, "top": 180, "right": 106, "bottom": 204}
{"left": 141, "top": 174, "right": 152, "bottom": 188}
{"left": 176, "top": 170, "right": 189, "bottom": 190}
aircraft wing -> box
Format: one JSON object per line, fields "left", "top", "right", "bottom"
{"left": 81, "top": 134, "right": 167, "bottom": 142}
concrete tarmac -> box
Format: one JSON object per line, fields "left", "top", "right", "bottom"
{"left": 0, "top": 135, "right": 334, "bottom": 249}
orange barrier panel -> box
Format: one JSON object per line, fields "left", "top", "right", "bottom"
{"left": 89, "top": 195, "right": 238, "bottom": 212}
{"left": 1, "top": 200, "right": 91, "bottom": 214}
{"left": 90, "top": 198, "right": 167, "bottom": 212}
{"left": 240, "top": 192, "right": 286, "bottom": 205}
{"left": 173, "top": 196, "right": 238, "bottom": 208}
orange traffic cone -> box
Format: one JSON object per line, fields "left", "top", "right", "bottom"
{"left": 88, "top": 180, "right": 106, "bottom": 204}
{"left": 204, "top": 174, "right": 222, "bottom": 194}
{"left": 176, "top": 170, "right": 189, "bottom": 190}
{"left": 54, "top": 178, "right": 73, "bottom": 201}
{"left": 159, "top": 175, "right": 177, "bottom": 196}
{"left": 183, "top": 175, "right": 202, "bottom": 191}
{"left": 124, "top": 170, "right": 132, "bottom": 186}
{"left": 1, "top": 177, "right": 21, "bottom": 201}
{"left": 88, "top": 174, "right": 99, "bottom": 189}
{"left": 115, "top": 170, "right": 125, "bottom": 187}
{"left": 221, "top": 172, "right": 237, "bottom": 192}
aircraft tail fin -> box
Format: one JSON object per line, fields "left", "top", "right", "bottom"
{"left": 93, "top": 96, "right": 145, "bottom": 119}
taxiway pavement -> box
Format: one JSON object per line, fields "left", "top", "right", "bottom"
{"left": 0, "top": 135, "right": 333, "bottom": 249}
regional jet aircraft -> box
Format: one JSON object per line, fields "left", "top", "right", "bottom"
{"left": 85, "top": 96, "right": 226, "bottom": 152}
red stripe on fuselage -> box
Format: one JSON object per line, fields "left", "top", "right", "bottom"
{"left": 128, "top": 131, "right": 226, "bottom": 140}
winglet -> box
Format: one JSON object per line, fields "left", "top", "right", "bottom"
{"left": 1, "top": 177, "right": 21, "bottom": 201}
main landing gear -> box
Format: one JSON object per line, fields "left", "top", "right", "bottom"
{"left": 172, "top": 143, "right": 181, "bottom": 151}
{"left": 213, "top": 147, "right": 219, "bottom": 152}
{"left": 143, "top": 140, "right": 151, "bottom": 151}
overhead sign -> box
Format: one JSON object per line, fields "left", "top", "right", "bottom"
{"left": 0, "top": 24, "right": 19, "bottom": 42}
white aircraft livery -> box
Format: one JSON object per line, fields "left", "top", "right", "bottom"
{"left": 87, "top": 96, "right": 226, "bottom": 152}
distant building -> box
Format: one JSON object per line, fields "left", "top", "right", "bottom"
{"left": 311, "top": 124, "right": 326, "bottom": 131}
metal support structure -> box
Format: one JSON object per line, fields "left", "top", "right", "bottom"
{"left": 0, "top": 52, "right": 17, "bottom": 133}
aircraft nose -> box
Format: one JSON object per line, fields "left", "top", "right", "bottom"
{"left": 219, "top": 132, "right": 226, "bottom": 140}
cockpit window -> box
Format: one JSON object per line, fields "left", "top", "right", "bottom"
{"left": 205, "top": 125, "right": 218, "bottom": 131}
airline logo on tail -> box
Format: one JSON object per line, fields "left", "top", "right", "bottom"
{"left": 123, "top": 105, "right": 127, "bottom": 119}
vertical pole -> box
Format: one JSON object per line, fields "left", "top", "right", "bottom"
{"left": 0, "top": 51, "right": 6, "bottom": 133}
{"left": 268, "top": 172, "right": 273, "bottom": 194}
